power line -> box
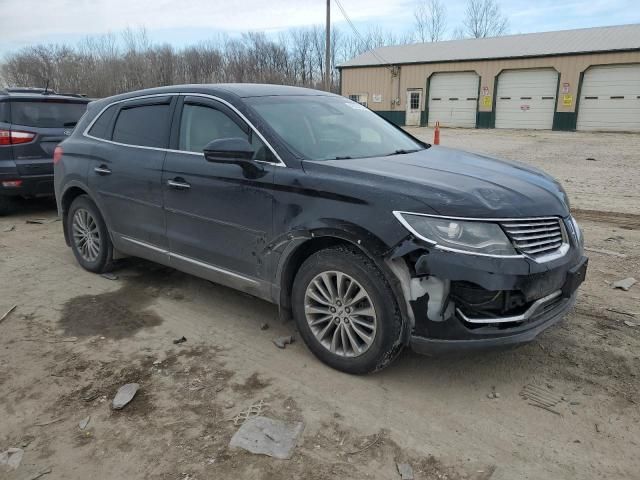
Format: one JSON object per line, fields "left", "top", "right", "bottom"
{"left": 333, "top": 0, "right": 393, "bottom": 69}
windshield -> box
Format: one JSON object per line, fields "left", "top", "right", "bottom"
{"left": 10, "top": 100, "right": 88, "bottom": 128}
{"left": 246, "top": 95, "right": 426, "bottom": 160}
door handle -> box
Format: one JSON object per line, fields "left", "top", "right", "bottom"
{"left": 94, "top": 165, "right": 112, "bottom": 175}
{"left": 167, "top": 178, "right": 191, "bottom": 190}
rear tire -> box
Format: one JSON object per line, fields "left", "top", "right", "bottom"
{"left": 67, "top": 195, "right": 114, "bottom": 273}
{"left": 292, "top": 245, "right": 404, "bottom": 374}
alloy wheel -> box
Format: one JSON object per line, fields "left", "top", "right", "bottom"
{"left": 303, "top": 270, "right": 377, "bottom": 357}
{"left": 72, "top": 208, "right": 101, "bottom": 262}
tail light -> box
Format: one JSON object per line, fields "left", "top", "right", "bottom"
{"left": 53, "top": 145, "right": 64, "bottom": 164}
{"left": 0, "top": 129, "right": 36, "bottom": 145}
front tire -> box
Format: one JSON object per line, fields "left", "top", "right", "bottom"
{"left": 67, "top": 195, "right": 113, "bottom": 273}
{"left": 292, "top": 246, "right": 404, "bottom": 374}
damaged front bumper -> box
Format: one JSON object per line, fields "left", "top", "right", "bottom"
{"left": 391, "top": 224, "right": 588, "bottom": 356}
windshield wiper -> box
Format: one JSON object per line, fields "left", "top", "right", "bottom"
{"left": 331, "top": 156, "right": 353, "bottom": 160}
{"left": 386, "top": 149, "right": 420, "bottom": 156}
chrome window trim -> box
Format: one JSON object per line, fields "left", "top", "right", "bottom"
{"left": 393, "top": 210, "right": 570, "bottom": 262}
{"left": 82, "top": 92, "right": 286, "bottom": 167}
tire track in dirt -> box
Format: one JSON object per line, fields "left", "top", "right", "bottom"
{"left": 572, "top": 209, "right": 640, "bottom": 229}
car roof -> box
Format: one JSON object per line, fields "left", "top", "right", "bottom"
{"left": 91, "top": 83, "right": 338, "bottom": 106}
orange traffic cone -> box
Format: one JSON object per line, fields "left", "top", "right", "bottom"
{"left": 433, "top": 121, "right": 440, "bottom": 145}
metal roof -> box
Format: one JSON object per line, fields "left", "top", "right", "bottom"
{"left": 339, "top": 24, "right": 640, "bottom": 68}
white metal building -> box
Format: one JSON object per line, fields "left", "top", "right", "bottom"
{"left": 338, "top": 24, "right": 640, "bottom": 131}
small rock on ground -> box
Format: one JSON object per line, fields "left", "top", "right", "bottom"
{"left": 397, "top": 462, "right": 414, "bottom": 480}
{"left": 112, "top": 383, "right": 140, "bottom": 410}
{"left": 173, "top": 336, "right": 187, "bottom": 344}
{"left": 273, "top": 335, "right": 294, "bottom": 349}
{"left": 0, "top": 448, "right": 24, "bottom": 470}
{"left": 260, "top": 322, "right": 269, "bottom": 330}
{"left": 229, "top": 416, "right": 304, "bottom": 459}
{"left": 612, "top": 277, "right": 636, "bottom": 291}
{"left": 79, "top": 415, "right": 91, "bottom": 430}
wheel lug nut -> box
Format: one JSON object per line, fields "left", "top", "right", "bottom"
{"left": 330, "top": 307, "right": 336, "bottom": 313}
{"left": 345, "top": 307, "right": 351, "bottom": 313}
{"left": 334, "top": 317, "right": 341, "bottom": 324}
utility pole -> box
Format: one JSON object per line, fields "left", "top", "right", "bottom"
{"left": 325, "top": 0, "right": 331, "bottom": 91}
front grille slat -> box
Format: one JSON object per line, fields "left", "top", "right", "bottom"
{"left": 501, "top": 220, "right": 558, "bottom": 228}
{"left": 513, "top": 237, "right": 562, "bottom": 249}
{"left": 510, "top": 230, "right": 561, "bottom": 241}
{"left": 526, "top": 242, "right": 563, "bottom": 254}
{"left": 500, "top": 217, "right": 565, "bottom": 258}
{"left": 504, "top": 226, "right": 561, "bottom": 235}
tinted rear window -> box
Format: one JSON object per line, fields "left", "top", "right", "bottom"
{"left": 10, "top": 100, "right": 88, "bottom": 128}
{"left": 88, "top": 104, "right": 118, "bottom": 140}
{"left": 112, "top": 104, "right": 171, "bottom": 148}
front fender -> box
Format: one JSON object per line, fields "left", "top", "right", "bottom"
{"left": 268, "top": 221, "right": 413, "bottom": 345}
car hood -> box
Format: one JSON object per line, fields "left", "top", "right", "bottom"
{"left": 311, "top": 146, "right": 570, "bottom": 218}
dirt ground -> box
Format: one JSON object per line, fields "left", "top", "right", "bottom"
{"left": 1, "top": 129, "right": 639, "bottom": 480}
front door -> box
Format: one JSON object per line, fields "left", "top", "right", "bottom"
{"left": 405, "top": 89, "right": 422, "bottom": 126}
{"left": 162, "top": 96, "right": 276, "bottom": 294}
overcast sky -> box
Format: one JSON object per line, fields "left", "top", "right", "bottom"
{"left": 1, "top": 0, "right": 639, "bottom": 56}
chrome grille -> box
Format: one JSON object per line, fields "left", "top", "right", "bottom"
{"left": 500, "top": 218, "right": 565, "bottom": 257}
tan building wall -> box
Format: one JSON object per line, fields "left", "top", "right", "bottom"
{"left": 340, "top": 50, "right": 640, "bottom": 124}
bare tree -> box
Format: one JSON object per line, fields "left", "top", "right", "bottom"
{"left": 0, "top": 24, "right": 412, "bottom": 96}
{"left": 461, "top": 0, "right": 508, "bottom": 38}
{"left": 414, "top": 0, "right": 447, "bottom": 42}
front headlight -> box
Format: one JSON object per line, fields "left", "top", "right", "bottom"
{"left": 393, "top": 212, "right": 518, "bottom": 256}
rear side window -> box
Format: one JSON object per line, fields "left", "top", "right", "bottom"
{"left": 0, "top": 102, "right": 9, "bottom": 123}
{"left": 88, "top": 104, "right": 118, "bottom": 140}
{"left": 112, "top": 104, "right": 171, "bottom": 148}
{"left": 10, "top": 100, "right": 87, "bottom": 128}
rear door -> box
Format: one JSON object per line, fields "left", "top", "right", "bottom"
{"left": 162, "top": 95, "right": 276, "bottom": 291}
{"left": 8, "top": 99, "right": 88, "bottom": 177}
{"left": 88, "top": 96, "right": 176, "bottom": 255}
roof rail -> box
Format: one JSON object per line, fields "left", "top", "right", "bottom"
{"left": 5, "top": 87, "right": 57, "bottom": 94}
{"left": 57, "top": 92, "right": 88, "bottom": 98}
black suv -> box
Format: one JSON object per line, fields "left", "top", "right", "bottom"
{"left": 0, "top": 87, "right": 89, "bottom": 215}
{"left": 54, "top": 84, "right": 587, "bottom": 374}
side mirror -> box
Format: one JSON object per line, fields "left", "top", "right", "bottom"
{"left": 203, "top": 137, "right": 254, "bottom": 163}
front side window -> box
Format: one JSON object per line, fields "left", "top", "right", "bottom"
{"left": 112, "top": 103, "right": 172, "bottom": 148}
{"left": 247, "top": 95, "right": 425, "bottom": 161}
{"left": 178, "top": 103, "right": 271, "bottom": 162}
{"left": 179, "top": 104, "right": 246, "bottom": 153}
{"left": 10, "top": 100, "right": 87, "bottom": 128}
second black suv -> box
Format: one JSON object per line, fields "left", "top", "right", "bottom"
{"left": 0, "top": 87, "right": 89, "bottom": 215}
{"left": 54, "top": 84, "right": 587, "bottom": 374}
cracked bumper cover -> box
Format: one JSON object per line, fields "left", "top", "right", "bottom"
{"left": 406, "top": 240, "right": 587, "bottom": 355}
